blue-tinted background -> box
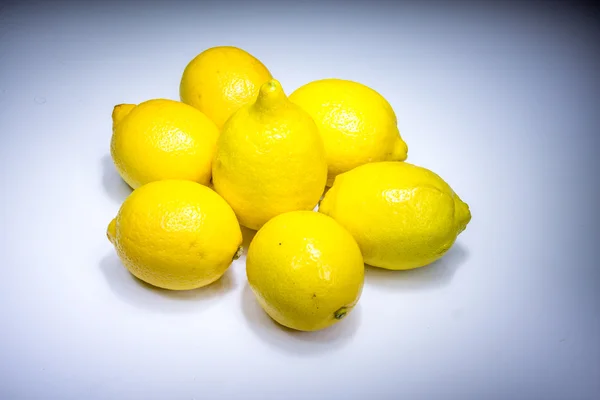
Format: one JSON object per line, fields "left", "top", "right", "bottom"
{"left": 1, "top": 1, "right": 599, "bottom": 399}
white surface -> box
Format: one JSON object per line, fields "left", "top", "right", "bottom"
{"left": 1, "top": 1, "right": 599, "bottom": 399}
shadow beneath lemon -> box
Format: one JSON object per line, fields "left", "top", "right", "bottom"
{"left": 240, "top": 225, "right": 257, "bottom": 256}
{"left": 365, "top": 242, "right": 469, "bottom": 291}
{"left": 313, "top": 185, "right": 331, "bottom": 212}
{"left": 101, "top": 154, "right": 132, "bottom": 204}
{"left": 99, "top": 252, "right": 236, "bottom": 313}
{"left": 240, "top": 284, "right": 360, "bottom": 356}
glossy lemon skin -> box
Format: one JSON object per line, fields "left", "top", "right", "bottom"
{"left": 319, "top": 162, "right": 471, "bottom": 270}
{"left": 107, "top": 180, "right": 242, "bottom": 290}
{"left": 290, "top": 79, "right": 408, "bottom": 185}
{"left": 180, "top": 46, "right": 272, "bottom": 129}
{"left": 110, "top": 99, "right": 219, "bottom": 189}
{"left": 212, "top": 79, "right": 327, "bottom": 230}
{"left": 247, "top": 211, "right": 364, "bottom": 331}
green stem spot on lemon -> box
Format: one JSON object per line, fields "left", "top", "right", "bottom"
{"left": 334, "top": 307, "right": 348, "bottom": 320}
{"left": 232, "top": 246, "right": 243, "bottom": 261}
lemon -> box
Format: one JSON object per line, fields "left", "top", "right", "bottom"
{"left": 110, "top": 99, "right": 219, "bottom": 189}
{"left": 290, "top": 79, "right": 408, "bottom": 185}
{"left": 106, "top": 180, "right": 242, "bottom": 290}
{"left": 247, "top": 211, "right": 364, "bottom": 331}
{"left": 180, "top": 46, "right": 272, "bottom": 129}
{"left": 319, "top": 162, "right": 471, "bottom": 270}
{"left": 212, "top": 79, "right": 327, "bottom": 230}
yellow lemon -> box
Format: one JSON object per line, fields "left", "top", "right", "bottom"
{"left": 106, "top": 180, "right": 242, "bottom": 290}
{"left": 290, "top": 79, "right": 408, "bottom": 185}
{"left": 319, "top": 162, "right": 471, "bottom": 270}
{"left": 212, "top": 79, "right": 327, "bottom": 230}
{"left": 247, "top": 211, "right": 364, "bottom": 331}
{"left": 110, "top": 99, "right": 219, "bottom": 189}
{"left": 180, "top": 46, "right": 273, "bottom": 129}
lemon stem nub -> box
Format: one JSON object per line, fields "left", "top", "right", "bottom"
{"left": 112, "top": 104, "right": 136, "bottom": 130}
{"left": 391, "top": 137, "right": 408, "bottom": 161}
{"left": 334, "top": 307, "right": 348, "bottom": 320}
{"left": 107, "top": 218, "right": 117, "bottom": 244}
{"left": 255, "top": 79, "right": 286, "bottom": 111}
{"left": 232, "top": 246, "right": 243, "bottom": 261}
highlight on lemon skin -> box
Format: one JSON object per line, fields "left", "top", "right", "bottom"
{"left": 319, "top": 161, "right": 471, "bottom": 271}
{"left": 109, "top": 99, "right": 220, "bottom": 189}
{"left": 106, "top": 180, "right": 243, "bottom": 291}
{"left": 212, "top": 78, "right": 327, "bottom": 231}
{"left": 289, "top": 78, "right": 408, "bottom": 186}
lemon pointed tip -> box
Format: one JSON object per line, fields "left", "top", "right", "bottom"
{"left": 107, "top": 218, "right": 117, "bottom": 244}
{"left": 255, "top": 79, "right": 287, "bottom": 108}
{"left": 259, "top": 79, "right": 283, "bottom": 98}
{"left": 112, "top": 103, "right": 136, "bottom": 128}
{"left": 392, "top": 138, "right": 408, "bottom": 161}
{"left": 455, "top": 199, "right": 471, "bottom": 233}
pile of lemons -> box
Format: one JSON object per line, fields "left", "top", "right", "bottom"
{"left": 107, "top": 46, "right": 471, "bottom": 332}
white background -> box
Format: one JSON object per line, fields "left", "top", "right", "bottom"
{"left": 1, "top": 1, "right": 599, "bottom": 399}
